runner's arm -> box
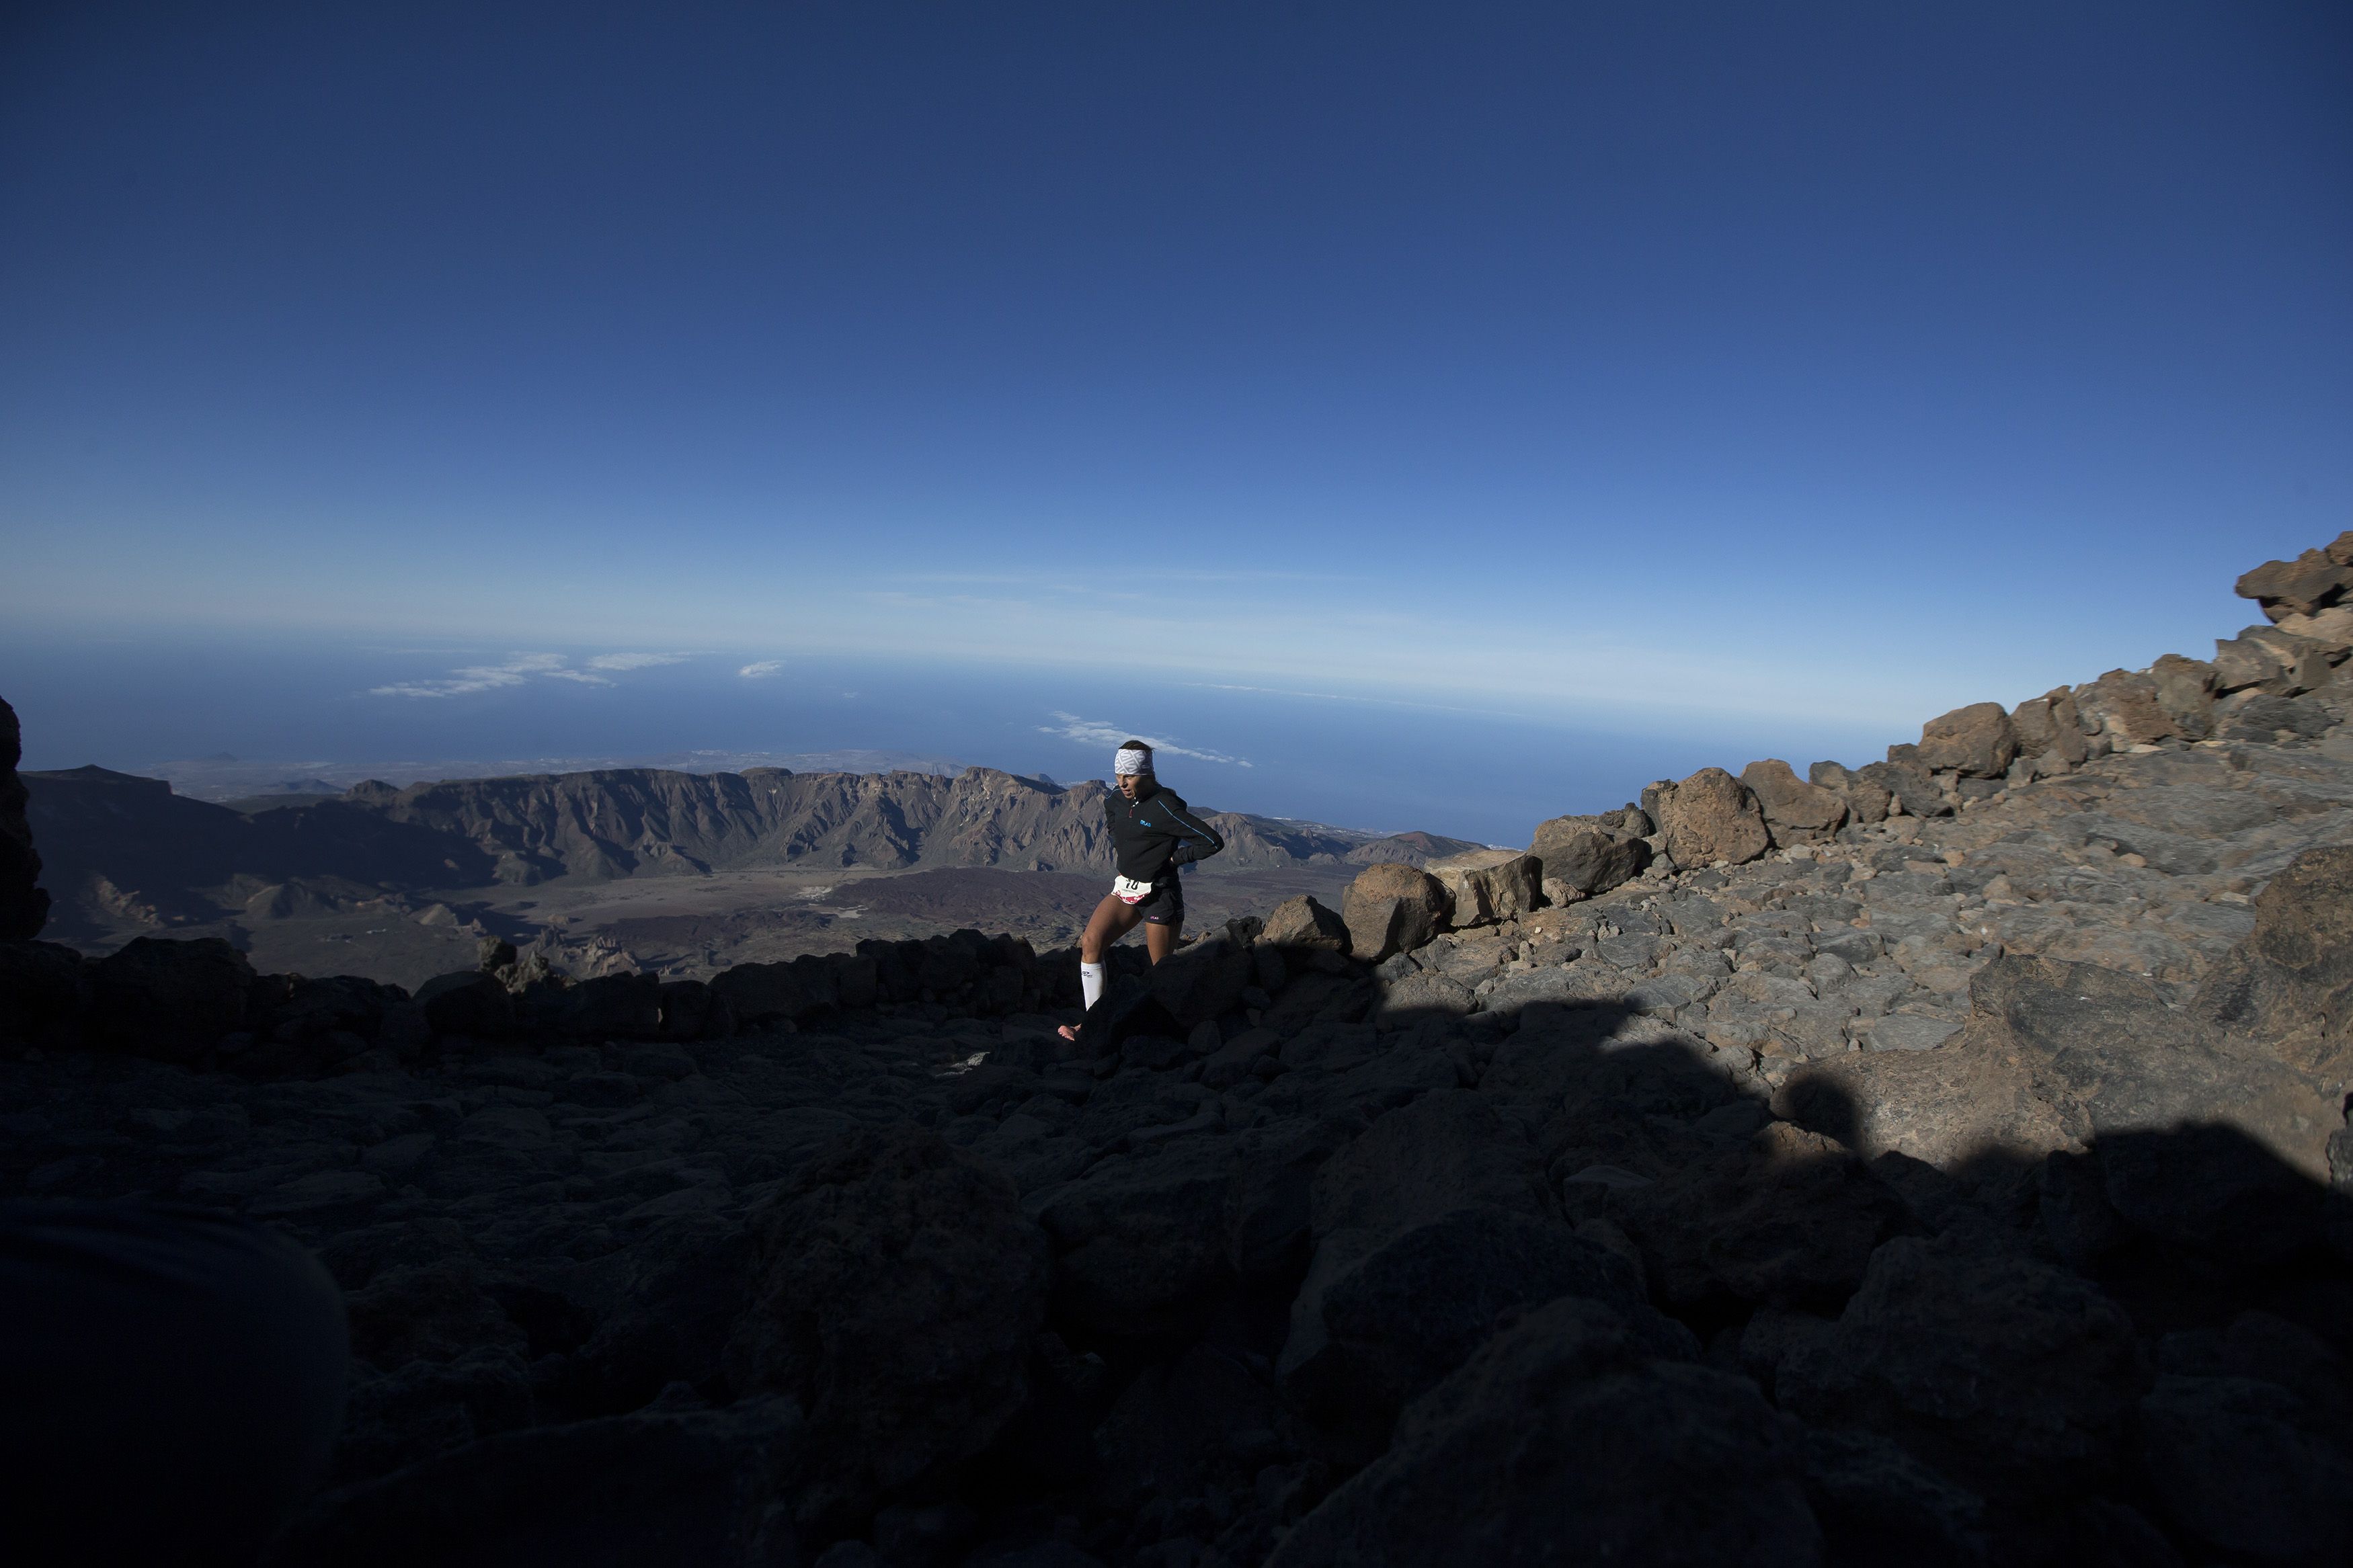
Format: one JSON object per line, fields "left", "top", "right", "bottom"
{"left": 1162, "top": 799, "right": 1226, "bottom": 868}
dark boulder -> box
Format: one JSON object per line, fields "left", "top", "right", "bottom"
{"left": 0, "top": 939, "right": 87, "bottom": 1050}
{"left": 262, "top": 1399, "right": 803, "bottom": 1568}
{"left": 1279, "top": 1204, "right": 1656, "bottom": 1445}
{"left": 0, "top": 695, "right": 46, "bottom": 940}
{"left": 1776, "top": 1232, "right": 2148, "bottom": 1502}
{"left": 725, "top": 1127, "right": 1048, "bottom": 1526}
{"left": 1610, "top": 1121, "right": 1906, "bottom": 1313}
{"left": 415, "top": 972, "right": 516, "bottom": 1040}
{"left": 2136, "top": 1374, "right": 2353, "bottom": 1568}
{"left": 1266, "top": 1296, "right": 1821, "bottom": 1568}
{"left": 1800, "top": 1427, "right": 1988, "bottom": 1568}
{"left": 1031, "top": 1135, "right": 1235, "bottom": 1339}
{"left": 88, "top": 936, "right": 255, "bottom": 1061}
{"left": 709, "top": 961, "right": 813, "bottom": 1028}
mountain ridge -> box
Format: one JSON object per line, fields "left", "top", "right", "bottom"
{"left": 22, "top": 761, "right": 1484, "bottom": 942}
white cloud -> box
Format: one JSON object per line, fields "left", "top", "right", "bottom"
{"left": 738, "top": 660, "right": 785, "bottom": 678}
{"left": 1039, "top": 712, "right": 1252, "bottom": 768}
{"left": 368, "top": 651, "right": 668, "bottom": 698}
{"left": 587, "top": 652, "right": 690, "bottom": 671}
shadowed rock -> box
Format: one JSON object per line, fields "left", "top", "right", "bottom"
{"left": 725, "top": 1127, "right": 1048, "bottom": 1526}
{"left": 0, "top": 695, "right": 47, "bottom": 940}
{"left": 1267, "top": 1296, "right": 1820, "bottom": 1568}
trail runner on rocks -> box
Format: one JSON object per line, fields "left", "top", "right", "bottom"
{"left": 1060, "top": 740, "right": 1224, "bottom": 1043}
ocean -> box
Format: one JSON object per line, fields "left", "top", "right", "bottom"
{"left": 2, "top": 634, "right": 1892, "bottom": 847}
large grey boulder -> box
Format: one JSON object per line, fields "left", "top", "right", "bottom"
{"left": 1914, "top": 703, "right": 2016, "bottom": 778}
{"left": 2149, "top": 653, "right": 2219, "bottom": 739}
{"left": 0, "top": 695, "right": 46, "bottom": 940}
{"left": 2074, "top": 669, "right": 2177, "bottom": 747}
{"left": 1265, "top": 1296, "right": 1823, "bottom": 1568}
{"left": 1858, "top": 759, "right": 1950, "bottom": 818}
{"left": 1648, "top": 768, "right": 1770, "bottom": 868}
{"left": 1739, "top": 759, "right": 1849, "bottom": 845}
{"left": 1806, "top": 761, "right": 1892, "bottom": 823}
{"left": 2009, "top": 690, "right": 2089, "bottom": 770}
{"left": 1341, "top": 862, "right": 1449, "bottom": 962}
{"left": 1529, "top": 813, "right": 1652, "bottom": 901}
{"left": 1259, "top": 894, "right": 1351, "bottom": 960}
{"left": 1776, "top": 1232, "right": 2147, "bottom": 1502}
{"left": 725, "top": 1127, "right": 1048, "bottom": 1526}
{"left": 1421, "top": 850, "right": 1539, "bottom": 927}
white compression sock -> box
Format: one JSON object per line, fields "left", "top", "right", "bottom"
{"left": 1080, "top": 961, "right": 1105, "bottom": 1011}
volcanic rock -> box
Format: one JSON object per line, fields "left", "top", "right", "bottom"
{"left": 1419, "top": 850, "right": 1539, "bottom": 928}
{"left": 87, "top": 936, "right": 256, "bottom": 1061}
{"left": 1915, "top": 703, "right": 2018, "bottom": 779}
{"left": 1776, "top": 1231, "right": 2148, "bottom": 1502}
{"left": 1647, "top": 767, "right": 1771, "bottom": 866}
{"left": 1340, "top": 862, "right": 1449, "bottom": 964}
{"left": 1265, "top": 1296, "right": 1818, "bottom": 1568}
{"left": 0, "top": 695, "right": 46, "bottom": 940}
{"left": 725, "top": 1126, "right": 1048, "bottom": 1524}
{"left": 1740, "top": 759, "right": 1849, "bottom": 845}
{"left": 1258, "top": 894, "right": 1351, "bottom": 960}
{"left": 1527, "top": 813, "right": 1652, "bottom": 901}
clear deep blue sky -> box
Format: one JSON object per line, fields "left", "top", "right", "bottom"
{"left": 2, "top": 3, "right": 2348, "bottom": 837}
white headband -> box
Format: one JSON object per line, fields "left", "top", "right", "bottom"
{"left": 1115, "top": 748, "right": 1152, "bottom": 776}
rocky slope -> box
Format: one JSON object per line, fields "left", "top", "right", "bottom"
{"left": 3, "top": 533, "right": 2353, "bottom": 1568}
{"left": 23, "top": 762, "right": 1479, "bottom": 945}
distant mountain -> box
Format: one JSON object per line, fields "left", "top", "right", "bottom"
{"left": 22, "top": 763, "right": 1482, "bottom": 940}
{"left": 136, "top": 747, "right": 971, "bottom": 802}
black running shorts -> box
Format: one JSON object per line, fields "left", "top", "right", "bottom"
{"left": 1133, "top": 874, "right": 1184, "bottom": 927}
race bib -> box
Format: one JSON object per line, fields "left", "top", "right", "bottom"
{"left": 1113, "top": 875, "right": 1154, "bottom": 904}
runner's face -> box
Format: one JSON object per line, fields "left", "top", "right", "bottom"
{"left": 1117, "top": 770, "right": 1148, "bottom": 800}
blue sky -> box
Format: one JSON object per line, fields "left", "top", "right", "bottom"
{"left": 2, "top": 2, "right": 2349, "bottom": 812}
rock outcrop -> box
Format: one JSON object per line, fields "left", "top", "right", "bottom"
{"left": 0, "top": 696, "right": 48, "bottom": 940}
{"left": 4, "top": 535, "right": 2353, "bottom": 1567}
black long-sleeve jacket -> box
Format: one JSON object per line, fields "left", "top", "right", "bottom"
{"left": 1106, "top": 780, "right": 1225, "bottom": 882}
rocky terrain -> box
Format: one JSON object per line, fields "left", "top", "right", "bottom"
{"left": 3, "top": 534, "right": 2353, "bottom": 1567}
{"left": 22, "top": 761, "right": 1479, "bottom": 983}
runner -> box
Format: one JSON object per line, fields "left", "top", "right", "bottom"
{"left": 1060, "top": 740, "right": 1224, "bottom": 1042}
